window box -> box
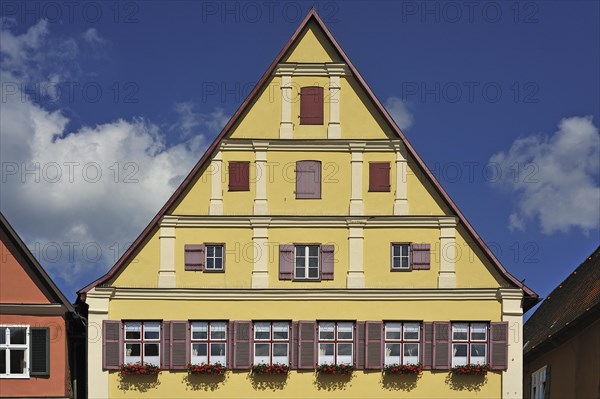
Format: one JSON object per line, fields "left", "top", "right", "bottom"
{"left": 187, "top": 362, "right": 227, "bottom": 376}
{"left": 384, "top": 363, "right": 423, "bottom": 375}
{"left": 451, "top": 364, "right": 490, "bottom": 376}
{"left": 251, "top": 363, "right": 289, "bottom": 375}
{"left": 119, "top": 362, "right": 160, "bottom": 376}
{"left": 316, "top": 363, "right": 353, "bottom": 375}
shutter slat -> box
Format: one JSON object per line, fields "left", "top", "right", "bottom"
{"left": 300, "top": 86, "right": 324, "bottom": 125}
{"left": 229, "top": 161, "right": 250, "bottom": 191}
{"left": 296, "top": 161, "right": 321, "bottom": 199}
{"left": 30, "top": 327, "right": 49, "bottom": 376}
{"left": 365, "top": 321, "right": 383, "bottom": 369}
{"left": 412, "top": 244, "right": 431, "bottom": 270}
{"left": 291, "top": 322, "right": 299, "bottom": 369}
{"left": 170, "top": 321, "right": 189, "bottom": 369}
{"left": 355, "top": 322, "right": 366, "bottom": 370}
{"left": 162, "top": 322, "right": 171, "bottom": 369}
{"left": 433, "top": 322, "right": 450, "bottom": 370}
{"left": 490, "top": 322, "right": 509, "bottom": 370}
{"left": 369, "top": 162, "right": 391, "bottom": 192}
{"left": 233, "top": 321, "right": 252, "bottom": 369}
{"left": 185, "top": 244, "right": 205, "bottom": 271}
{"left": 279, "top": 244, "right": 295, "bottom": 280}
{"left": 102, "top": 320, "right": 122, "bottom": 370}
{"left": 298, "top": 321, "right": 316, "bottom": 369}
{"left": 423, "top": 322, "right": 434, "bottom": 370}
{"left": 320, "top": 245, "right": 335, "bottom": 280}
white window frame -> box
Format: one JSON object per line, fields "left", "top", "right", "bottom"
{"left": 294, "top": 245, "right": 320, "bottom": 280}
{"left": 391, "top": 244, "right": 410, "bottom": 270}
{"left": 384, "top": 322, "right": 420, "bottom": 365}
{"left": 190, "top": 321, "right": 227, "bottom": 365}
{"left": 318, "top": 322, "right": 353, "bottom": 365}
{"left": 253, "top": 322, "right": 290, "bottom": 366}
{"left": 205, "top": 245, "right": 224, "bottom": 271}
{"left": 0, "top": 325, "right": 30, "bottom": 379}
{"left": 531, "top": 366, "right": 547, "bottom": 399}
{"left": 123, "top": 321, "right": 160, "bottom": 366}
{"left": 451, "top": 322, "right": 488, "bottom": 367}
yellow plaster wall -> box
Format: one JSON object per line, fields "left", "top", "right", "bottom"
{"left": 454, "top": 225, "right": 506, "bottom": 288}
{"left": 172, "top": 165, "right": 212, "bottom": 215}
{"left": 110, "top": 230, "right": 160, "bottom": 288}
{"left": 407, "top": 156, "right": 451, "bottom": 215}
{"left": 282, "top": 21, "right": 341, "bottom": 63}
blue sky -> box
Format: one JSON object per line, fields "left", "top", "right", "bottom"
{"left": 1, "top": 1, "right": 598, "bottom": 313}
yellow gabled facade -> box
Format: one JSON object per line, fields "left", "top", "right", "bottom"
{"left": 81, "top": 10, "right": 537, "bottom": 399}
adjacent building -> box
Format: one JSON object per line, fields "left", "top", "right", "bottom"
{"left": 523, "top": 246, "right": 600, "bottom": 399}
{"left": 79, "top": 9, "right": 538, "bottom": 398}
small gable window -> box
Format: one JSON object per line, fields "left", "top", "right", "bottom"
{"left": 391, "top": 244, "right": 410, "bottom": 270}
{"left": 184, "top": 244, "right": 225, "bottom": 272}
{"left": 300, "top": 86, "right": 324, "bottom": 125}
{"left": 205, "top": 244, "right": 224, "bottom": 271}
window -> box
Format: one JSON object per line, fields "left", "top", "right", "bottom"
{"left": 124, "top": 321, "right": 160, "bottom": 366}
{"left": 299, "top": 86, "right": 324, "bottom": 125}
{"left": 451, "top": 323, "right": 487, "bottom": 367}
{"left": 0, "top": 325, "right": 29, "bottom": 378}
{"left": 205, "top": 245, "right": 224, "bottom": 271}
{"left": 228, "top": 161, "right": 250, "bottom": 191}
{"left": 391, "top": 244, "right": 411, "bottom": 270}
{"left": 295, "top": 245, "right": 320, "bottom": 279}
{"left": 384, "top": 322, "right": 420, "bottom": 365}
{"left": 296, "top": 160, "right": 321, "bottom": 199}
{"left": 191, "top": 322, "right": 227, "bottom": 365}
{"left": 318, "top": 322, "right": 353, "bottom": 365}
{"left": 531, "top": 366, "right": 547, "bottom": 399}
{"left": 369, "top": 162, "right": 391, "bottom": 192}
{"left": 254, "top": 322, "right": 290, "bottom": 366}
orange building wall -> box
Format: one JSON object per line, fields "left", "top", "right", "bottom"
{"left": 0, "top": 240, "right": 51, "bottom": 304}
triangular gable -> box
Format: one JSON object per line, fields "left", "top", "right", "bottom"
{"left": 0, "top": 213, "right": 74, "bottom": 310}
{"left": 78, "top": 9, "right": 538, "bottom": 308}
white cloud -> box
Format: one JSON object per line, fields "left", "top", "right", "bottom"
{"left": 172, "top": 101, "right": 230, "bottom": 138}
{"left": 489, "top": 116, "right": 600, "bottom": 234}
{"left": 384, "top": 96, "right": 414, "bottom": 131}
{"left": 82, "top": 28, "right": 106, "bottom": 46}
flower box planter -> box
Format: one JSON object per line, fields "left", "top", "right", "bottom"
{"left": 251, "top": 363, "right": 289, "bottom": 375}
{"left": 316, "top": 364, "right": 353, "bottom": 375}
{"left": 451, "top": 364, "right": 490, "bottom": 376}
{"left": 187, "top": 363, "right": 227, "bottom": 376}
{"left": 119, "top": 362, "right": 160, "bottom": 376}
{"left": 384, "top": 363, "right": 423, "bottom": 375}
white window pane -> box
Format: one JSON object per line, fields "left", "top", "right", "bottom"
{"left": 144, "top": 356, "right": 160, "bottom": 367}
{"left": 144, "top": 322, "right": 160, "bottom": 340}
{"left": 254, "top": 343, "right": 270, "bottom": 365}
{"left": 191, "top": 322, "right": 208, "bottom": 340}
{"left": 393, "top": 245, "right": 401, "bottom": 257}
{"left": 125, "top": 343, "right": 141, "bottom": 364}
{"left": 452, "top": 323, "right": 468, "bottom": 340}
{"left": 0, "top": 349, "right": 5, "bottom": 373}
{"left": 471, "top": 343, "right": 486, "bottom": 364}
{"left": 404, "top": 323, "right": 420, "bottom": 340}
{"left": 9, "top": 349, "right": 26, "bottom": 374}
{"left": 125, "top": 322, "right": 141, "bottom": 340}
{"left": 385, "top": 323, "right": 402, "bottom": 340}
{"left": 215, "top": 246, "right": 223, "bottom": 257}
{"left": 452, "top": 343, "right": 468, "bottom": 367}
{"left": 191, "top": 343, "right": 207, "bottom": 364}
{"left": 319, "top": 343, "right": 334, "bottom": 364}
{"left": 385, "top": 343, "right": 401, "bottom": 365}
{"left": 295, "top": 267, "right": 306, "bottom": 278}
{"left": 393, "top": 257, "right": 401, "bottom": 268}
{"left": 338, "top": 342, "right": 353, "bottom": 364}
{"left": 211, "top": 343, "right": 226, "bottom": 359}
{"left": 471, "top": 323, "right": 487, "bottom": 341}
{"left": 308, "top": 267, "right": 319, "bottom": 278}
{"left": 273, "top": 323, "right": 289, "bottom": 340}
{"left": 273, "top": 343, "right": 289, "bottom": 364}
{"left": 210, "top": 322, "right": 227, "bottom": 340}
{"left": 254, "top": 323, "right": 270, "bottom": 340}
{"left": 337, "top": 323, "right": 353, "bottom": 340}
{"left": 404, "top": 343, "right": 419, "bottom": 364}
{"left": 9, "top": 328, "right": 26, "bottom": 345}
{"left": 319, "top": 323, "right": 335, "bottom": 340}
{"left": 308, "top": 246, "right": 319, "bottom": 256}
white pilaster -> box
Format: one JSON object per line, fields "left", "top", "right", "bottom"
{"left": 393, "top": 143, "right": 409, "bottom": 215}
{"left": 327, "top": 74, "right": 341, "bottom": 139}
{"left": 209, "top": 151, "right": 223, "bottom": 215}
{"left": 253, "top": 142, "right": 268, "bottom": 215}
{"left": 438, "top": 218, "right": 457, "bottom": 288}
{"left": 347, "top": 219, "right": 366, "bottom": 288}
{"left": 349, "top": 143, "right": 365, "bottom": 216}
{"left": 279, "top": 73, "right": 293, "bottom": 139}
{"left": 251, "top": 218, "right": 270, "bottom": 288}
{"left": 499, "top": 288, "right": 524, "bottom": 399}
{"left": 157, "top": 222, "right": 176, "bottom": 288}
{"left": 86, "top": 288, "right": 112, "bottom": 399}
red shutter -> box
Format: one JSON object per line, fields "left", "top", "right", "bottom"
{"left": 229, "top": 161, "right": 250, "bottom": 191}
{"left": 102, "top": 320, "right": 122, "bottom": 370}
{"left": 320, "top": 245, "right": 335, "bottom": 280}
{"left": 162, "top": 322, "right": 171, "bottom": 369}
{"left": 233, "top": 321, "right": 252, "bottom": 369}
{"left": 369, "top": 162, "right": 391, "bottom": 192}
{"left": 185, "top": 244, "right": 205, "bottom": 271}
{"left": 411, "top": 244, "right": 431, "bottom": 270}
{"left": 279, "top": 244, "right": 294, "bottom": 280}
{"left": 298, "top": 321, "right": 316, "bottom": 369}
{"left": 365, "top": 321, "right": 383, "bottom": 369}
{"left": 433, "top": 322, "right": 451, "bottom": 370}
{"left": 422, "top": 322, "right": 434, "bottom": 370}
{"left": 490, "top": 322, "right": 509, "bottom": 370}
{"left": 355, "top": 322, "right": 366, "bottom": 370}
{"left": 170, "top": 321, "right": 189, "bottom": 369}
{"left": 300, "top": 86, "right": 324, "bottom": 125}
{"left": 296, "top": 161, "right": 321, "bottom": 199}
{"left": 291, "top": 321, "right": 299, "bottom": 369}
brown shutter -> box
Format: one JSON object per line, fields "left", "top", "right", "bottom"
{"left": 433, "top": 322, "right": 451, "bottom": 370}
{"left": 291, "top": 321, "right": 299, "bottom": 369}
{"left": 369, "top": 162, "right": 391, "bottom": 192}
{"left": 227, "top": 321, "right": 234, "bottom": 367}
{"left": 300, "top": 86, "right": 324, "bottom": 125}
{"left": 355, "top": 322, "right": 366, "bottom": 370}
{"left": 170, "top": 321, "right": 189, "bottom": 369}
{"left": 279, "top": 244, "right": 294, "bottom": 280}
{"left": 365, "top": 321, "right": 383, "bottom": 369}
{"left": 423, "top": 322, "right": 434, "bottom": 370}
{"left": 30, "top": 327, "right": 49, "bottom": 376}
{"left": 185, "top": 244, "right": 205, "bottom": 271}
{"left": 320, "top": 245, "right": 335, "bottom": 280}
{"left": 229, "top": 161, "right": 250, "bottom": 191}
{"left": 296, "top": 160, "right": 321, "bottom": 199}
{"left": 490, "top": 322, "right": 509, "bottom": 370}
{"left": 102, "top": 320, "right": 122, "bottom": 370}
{"left": 233, "top": 321, "right": 252, "bottom": 369}
{"left": 298, "top": 321, "right": 316, "bottom": 369}
{"left": 161, "top": 322, "right": 171, "bottom": 369}
{"left": 411, "top": 244, "right": 431, "bottom": 270}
